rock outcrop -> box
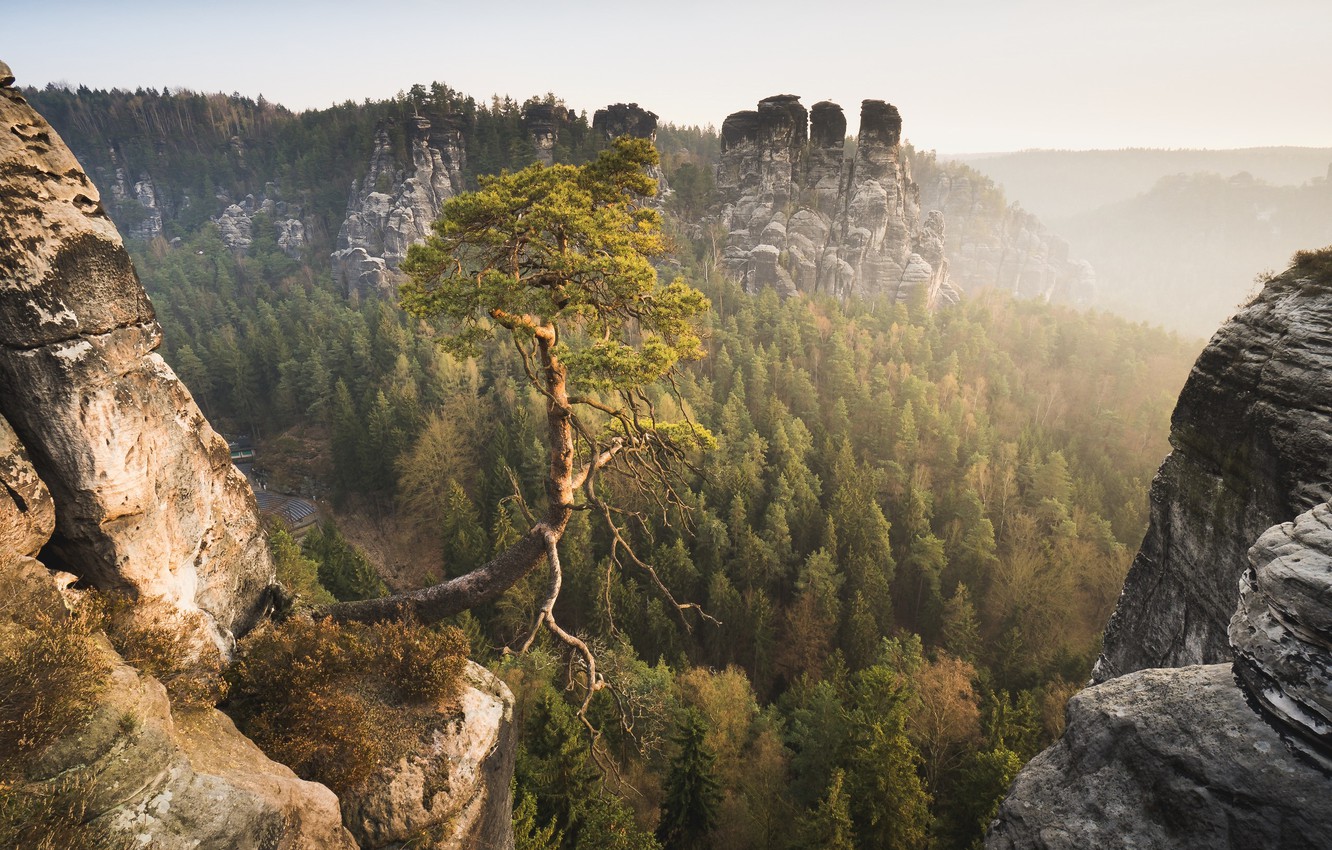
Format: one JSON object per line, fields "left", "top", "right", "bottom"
{"left": 1231, "top": 502, "right": 1332, "bottom": 772}
{"left": 988, "top": 255, "right": 1332, "bottom": 848}
{"left": 915, "top": 157, "right": 1095, "bottom": 304}
{"left": 988, "top": 664, "right": 1332, "bottom": 849}
{"left": 0, "top": 72, "right": 274, "bottom": 648}
{"left": 212, "top": 186, "right": 305, "bottom": 259}
{"left": 331, "top": 116, "right": 465, "bottom": 297}
{"left": 522, "top": 102, "right": 566, "bottom": 167}
{"left": 1094, "top": 260, "right": 1332, "bottom": 680}
{"left": 592, "top": 102, "right": 658, "bottom": 141}
{"left": 106, "top": 151, "right": 164, "bottom": 241}
{"left": 343, "top": 663, "right": 516, "bottom": 849}
{"left": 717, "top": 95, "right": 959, "bottom": 306}
{"left": 2, "top": 555, "right": 358, "bottom": 850}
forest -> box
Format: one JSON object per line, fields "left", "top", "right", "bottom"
{"left": 31, "top": 82, "right": 1202, "bottom": 849}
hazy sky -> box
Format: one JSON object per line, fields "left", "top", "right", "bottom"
{"left": 4, "top": 0, "right": 1330, "bottom": 152}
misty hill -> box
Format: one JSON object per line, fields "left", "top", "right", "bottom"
{"left": 945, "top": 149, "right": 1332, "bottom": 337}
{"left": 951, "top": 148, "right": 1332, "bottom": 221}
{"left": 1057, "top": 171, "right": 1332, "bottom": 337}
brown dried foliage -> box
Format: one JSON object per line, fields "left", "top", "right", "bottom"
{"left": 225, "top": 616, "right": 469, "bottom": 797}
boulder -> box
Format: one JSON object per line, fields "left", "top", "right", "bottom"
{"left": 342, "top": 662, "right": 516, "bottom": 849}
{"left": 1231, "top": 501, "right": 1332, "bottom": 770}
{"left": 987, "top": 665, "right": 1332, "bottom": 850}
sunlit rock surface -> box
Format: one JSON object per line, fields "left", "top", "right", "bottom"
{"left": 0, "top": 413, "right": 55, "bottom": 562}
{"left": 716, "top": 95, "right": 959, "bottom": 306}
{"left": 0, "top": 74, "right": 274, "bottom": 645}
{"left": 343, "top": 662, "right": 516, "bottom": 850}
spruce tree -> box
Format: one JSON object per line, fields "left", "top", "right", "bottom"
{"left": 656, "top": 709, "right": 721, "bottom": 850}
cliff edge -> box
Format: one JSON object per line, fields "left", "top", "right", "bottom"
{"left": 989, "top": 252, "right": 1332, "bottom": 848}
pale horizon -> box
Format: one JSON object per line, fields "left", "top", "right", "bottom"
{"left": 4, "top": 0, "right": 1331, "bottom": 153}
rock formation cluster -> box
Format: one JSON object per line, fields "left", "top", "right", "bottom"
{"left": 331, "top": 116, "right": 466, "bottom": 297}
{"left": 716, "top": 95, "right": 960, "bottom": 306}
{"left": 2, "top": 62, "right": 517, "bottom": 850}
{"left": 988, "top": 258, "right": 1332, "bottom": 848}
{"left": 213, "top": 185, "right": 306, "bottom": 259}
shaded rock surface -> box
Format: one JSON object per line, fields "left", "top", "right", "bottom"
{"left": 523, "top": 102, "right": 565, "bottom": 167}
{"left": 592, "top": 102, "right": 658, "bottom": 140}
{"left": 332, "top": 117, "right": 465, "bottom": 297}
{"left": 343, "top": 662, "right": 516, "bottom": 849}
{"left": 1094, "top": 263, "right": 1332, "bottom": 680}
{"left": 0, "top": 413, "right": 55, "bottom": 561}
{"left": 987, "top": 665, "right": 1332, "bottom": 850}
{"left": 0, "top": 81, "right": 274, "bottom": 645}
{"left": 717, "top": 95, "right": 959, "bottom": 306}
{"left": 1231, "top": 501, "right": 1332, "bottom": 771}
{"left": 989, "top": 258, "right": 1332, "bottom": 848}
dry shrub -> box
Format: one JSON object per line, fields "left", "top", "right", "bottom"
{"left": 225, "top": 616, "right": 469, "bottom": 796}
{"left": 1292, "top": 246, "right": 1332, "bottom": 282}
{"left": 0, "top": 774, "right": 131, "bottom": 850}
{"left": 93, "top": 593, "right": 227, "bottom": 709}
{"left": 0, "top": 611, "right": 109, "bottom": 776}
{"left": 0, "top": 599, "right": 121, "bottom": 848}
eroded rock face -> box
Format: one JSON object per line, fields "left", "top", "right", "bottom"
{"left": 717, "top": 95, "right": 959, "bottom": 306}
{"left": 987, "top": 665, "right": 1332, "bottom": 850}
{"left": 0, "top": 79, "right": 273, "bottom": 644}
{"left": 342, "top": 662, "right": 516, "bottom": 850}
{"left": 989, "top": 258, "right": 1332, "bottom": 848}
{"left": 332, "top": 116, "right": 465, "bottom": 297}
{"left": 1094, "top": 264, "right": 1332, "bottom": 681}
{"left": 0, "top": 413, "right": 55, "bottom": 561}
{"left": 1231, "top": 502, "right": 1332, "bottom": 771}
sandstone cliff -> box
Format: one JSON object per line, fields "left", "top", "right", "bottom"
{"left": 1094, "top": 258, "right": 1332, "bottom": 680}
{"left": 988, "top": 254, "right": 1332, "bottom": 848}
{"left": 717, "top": 95, "right": 959, "bottom": 307}
{"left": 2, "top": 63, "right": 517, "bottom": 850}
{"left": 0, "top": 74, "right": 274, "bottom": 647}
{"left": 331, "top": 116, "right": 466, "bottom": 298}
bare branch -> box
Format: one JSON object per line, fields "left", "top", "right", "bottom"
{"left": 519, "top": 526, "right": 605, "bottom": 716}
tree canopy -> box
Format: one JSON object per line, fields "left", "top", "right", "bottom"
{"left": 329, "top": 137, "right": 711, "bottom": 711}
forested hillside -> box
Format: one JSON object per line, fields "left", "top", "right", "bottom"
{"left": 30, "top": 81, "right": 1201, "bottom": 849}
{"left": 124, "top": 216, "right": 1195, "bottom": 849}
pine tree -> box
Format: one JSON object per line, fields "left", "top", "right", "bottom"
{"left": 656, "top": 709, "right": 721, "bottom": 850}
